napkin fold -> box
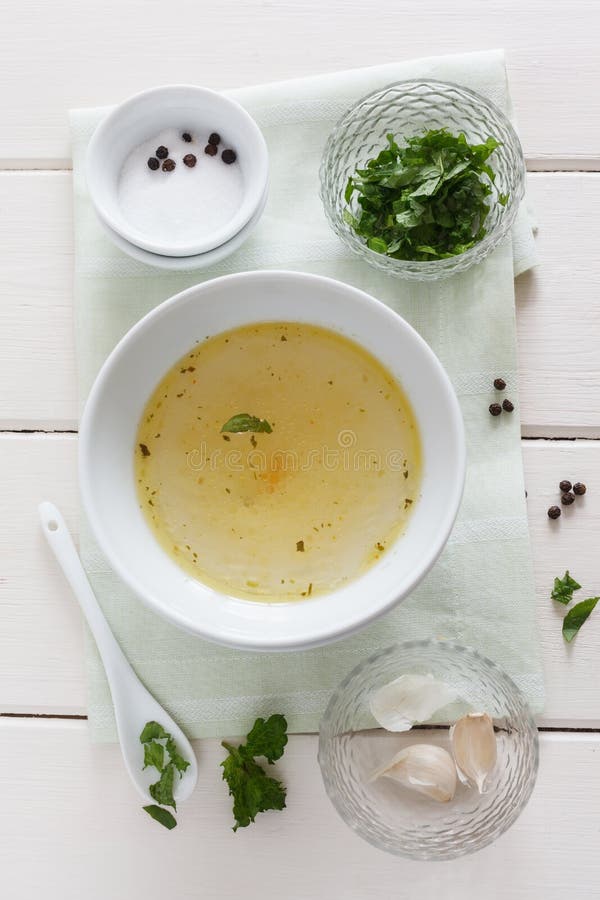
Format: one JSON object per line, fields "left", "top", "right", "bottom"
{"left": 70, "top": 48, "right": 543, "bottom": 741}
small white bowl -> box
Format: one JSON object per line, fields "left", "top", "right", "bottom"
{"left": 96, "top": 183, "right": 268, "bottom": 271}
{"left": 79, "top": 271, "right": 465, "bottom": 652}
{"left": 86, "top": 85, "right": 269, "bottom": 257}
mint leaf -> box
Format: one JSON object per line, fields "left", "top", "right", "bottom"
{"left": 143, "top": 805, "right": 177, "bottom": 830}
{"left": 140, "top": 721, "right": 169, "bottom": 743}
{"left": 149, "top": 762, "right": 176, "bottom": 810}
{"left": 221, "top": 414, "right": 272, "bottom": 434}
{"left": 563, "top": 597, "right": 599, "bottom": 642}
{"left": 367, "top": 236, "right": 388, "bottom": 254}
{"left": 245, "top": 714, "right": 288, "bottom": 764}
{"left": 220, "top": 714, "right": 288, "bottom": 831}
{"left": 166, "top": 736, "right": 190, "bottom": 776}
{"left": 143, "top": 740, "right": 165, "bottom": 773}
{"left": 551, "top": 570, "right": 582, "bottom": 605}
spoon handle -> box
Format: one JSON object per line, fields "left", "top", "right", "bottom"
{"left": 39, "top": 501, "right": 132, "bottom": 683}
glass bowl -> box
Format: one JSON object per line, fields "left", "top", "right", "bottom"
{"left": 318, "top": 640, "right": 539, "bottom": 860}
{"left": 319, "top": 80, "right": 526, "bottom": 281}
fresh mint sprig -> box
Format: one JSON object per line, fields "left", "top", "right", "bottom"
{"left": 220, "top": 714, "right": 288, "bottom": 831}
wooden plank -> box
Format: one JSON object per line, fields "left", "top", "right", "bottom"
{"left": 517, "top": 174, "right": 600, "bottom": 437}
{"left": 1, "top": 719, "right": 599, "bottom": 898}
{"left": 0, "top": 172, "right": 76, "bottom": 430}
{"left": 2, "top": 433, "right": 600, "bottom": 726}
{"left": 1, "top": 1, "right": 599, "bottom": 167}
{"left": 524, "top": 439, "right": 600, "bottom": 725}
{"left": 1, "top": 170, "right": 600, "bottom": 433}
{"left": 0, "top": 434, "right": 86, "bottom": 714}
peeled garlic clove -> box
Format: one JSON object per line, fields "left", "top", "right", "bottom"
{"left": 371, "top": 744, "right": 457, "bottom": 803}
{"left": 370, "top": 673, "right": 457, "bottom": 732}
{"left": 450, "top": 712, "right": 497, "bottom": 793}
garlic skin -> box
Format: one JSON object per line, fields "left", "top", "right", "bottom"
{"left": 371, "top": 744, "right": 457, "bottom": 803}
{"left": 450, "top": 712, "right": 497, "bottom": 793}
{"left": 370, "top": 673, "right": 457, "bottom": 732}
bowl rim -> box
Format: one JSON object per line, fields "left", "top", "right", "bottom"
{"left": 79, "top": 270, "right": 467, "bottom": 651}
{"left": 86, "top": 83, "right": 269, "bottom": 257}
{"left": 319, "top": 77, "right": 526, "bottom": 280}
{"left": 317, "top": 638, "right": 540, "bottom": 860}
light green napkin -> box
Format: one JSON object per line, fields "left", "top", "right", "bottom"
{"left": 70, "top": 48, "right": 543, "bottom": 741}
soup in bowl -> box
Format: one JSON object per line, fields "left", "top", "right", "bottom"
{"left": 79, "top": 271, "right": 465, "bottom": 651}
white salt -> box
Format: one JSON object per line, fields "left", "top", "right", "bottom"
{"left": 117, "top": 127, "right": 244, "bottom": 249}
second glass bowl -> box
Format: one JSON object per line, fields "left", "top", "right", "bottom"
{"left": 319, "top": 79, "right": 526, "bottom": 281}
{"left": 318, "top": 640, "right": 538, "bottom": 860}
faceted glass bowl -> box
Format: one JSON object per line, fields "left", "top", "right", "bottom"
{"left": 319, "top": 79, "right": 526, "bottom": 281}
{"left": 318, "top": 640, "right": 539, "bottom": 860}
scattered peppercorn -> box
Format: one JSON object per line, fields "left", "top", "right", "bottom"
{"left": 547, "top": 505, "right": 561, "bottom": 519}
{"left": 183, "top": 153, "right": 197, "bottom": 168}
{"left": 208, "top": 132, "right": 221, "bottom": 146}
{"left": 222, "top": 148, "right": 237, "bottom": 164}
{"left": 493, "top": 378, "right": 506, "bottom": 390}
{"left": 147, "top": 157, "right": 160, "bottom": 171}
{"left": 296, "top": 540, "right": 305, "bottom": 552}
{"left": 559, "top": 480, "right": 572, "bottom": 493}
{"left": 573, "top": 482, "right": 587, "bottom": 496}
{"left": 204, "top": 143, "right": 218, "bottom": 157}
{"left": 561, "top": 492, "right": 575, "bottom": 506}
{"left": 182, "top": 132, "right": 192, "bottom": 142}
{"left": 162, "top": 159, "right": 176, "bottom": 172}
{"left": 502, "top": 399, "right": 514, "bottom": 413}
{"left": 489, "top": 403, "right": 502, "bottom": 417}
{"left": 156, "top": 145, "right": 169, "bottom": 159}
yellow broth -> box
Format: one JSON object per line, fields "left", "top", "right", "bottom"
{"left": 135, "top": 322, "right": 421, "bottom": 601}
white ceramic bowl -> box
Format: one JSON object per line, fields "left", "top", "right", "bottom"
{"left": 80, "top": 271, "right": 465, "bottom": 651}
{"left": 95, "top": 184, "right": 268, "bottom": 271}
{"left": 86, "top": 85, "right": 269, "bottom": 257}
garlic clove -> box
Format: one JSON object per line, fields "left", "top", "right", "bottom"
{"left": 370, "top": 744, "right": 457, "bottom": 803}
{"left": 370, "top": 673, "right": 457, "bottom": 732}
{"left": 450, "top": 712, "right": 497, "bottom": 793}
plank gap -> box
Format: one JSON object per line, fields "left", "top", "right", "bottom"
{"left": 0, "top": 712, "right": 88, "bottom": 721}
{"left": 1, "top": 162, "right": 600, "bottom": 175}
{"left": 1, "top": 711, "right": 600, "bottom": 736}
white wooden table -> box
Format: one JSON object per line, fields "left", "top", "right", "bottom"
{"left": 2, "top": 3, "right": 600, "bottom": 897}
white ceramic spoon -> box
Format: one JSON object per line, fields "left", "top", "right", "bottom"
{"left": 39, "top": 501, "right": 198, "bottom": 804}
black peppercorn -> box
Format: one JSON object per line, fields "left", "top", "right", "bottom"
{"left": 493, "top": 378, "right": 506, "bottom": 390}
{"left": 573, "top": 482, "right": 587, "bottom": 496}
{"left": 204, "top": 143, "right": 218, "bottom": 157}
{"left": 548, "top": 506, "right": 561, "bottom": 520}
{"left": 208, "top": 132, "right": 221, "bottom": 146}
{"left": 156, "top": 145, "right": 169, "bottom": 159}
{"left": 489, "top": 403, "right": 502, "bottom": 417}
{"left": 162, "top": 158, "right": 176, "bottom": 172}
{"left": 221, "top": 148, "right": 237, "bottom": 164}
{"left": 559, "top": 480, "right": 572, "bottom": 493}
{"left": 183, "top": 153, "right": 197, "bottom": 168}
{"left": 561, "top": 492, "right": 575, "bottom": 506}
{"left": 182, "top": 132, "right": 192, "bottom": 142}
{"left": 147, "top": 157, "right": 160, "bottom": 170}
{"left": 502, "top": 399, "right": 514, "bottom": 412}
